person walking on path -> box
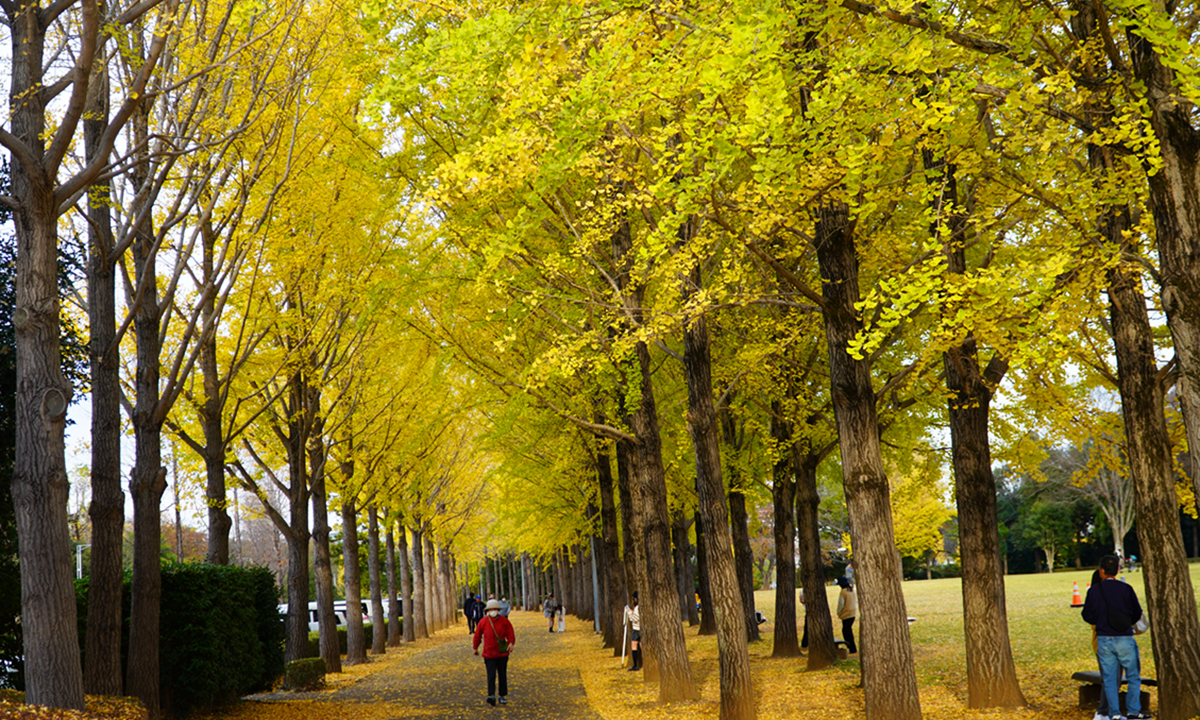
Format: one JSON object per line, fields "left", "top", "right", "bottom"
{"left": 473, "top": 599, "right": 516, "bottom": 706}
{"left": 1082, "top": 555, "right": 1151, "bottom": 720}
{"left": 499, "top": 595, "right": 512, "bottom": 617}
{"left": 835, "top": 577, "right": 857, "bottom": 655}
{"left": 625, "top": 593, "right": 641, "bottom": 672}
{"left": 543, "top": 593, "right": 559, "bottom": 632}
{"left": 468, "top": 595, "right": 485, "bottom": 634}
{"left": 465, "top": 594, "right": 479, "bottom": 634}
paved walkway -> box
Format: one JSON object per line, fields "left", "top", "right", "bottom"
{"left": 318, "top": 611, "right": 600, "bottom": 720}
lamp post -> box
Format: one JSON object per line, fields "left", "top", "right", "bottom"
{"left": 76, "top": 544, "right": 91, "bottom": 580}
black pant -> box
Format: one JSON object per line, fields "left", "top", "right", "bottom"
{"left": 485, "top": 656, "right": 509, "bottom": 697}
{"left": 468, "top": 617, "right": 477, "bottom": 633}
{"left": 842, "top": 618, "right": 856, "bottom": 654}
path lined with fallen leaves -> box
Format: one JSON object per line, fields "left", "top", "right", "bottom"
{"left": 222, "top": 611, "right": 602, "bottom": 720}
{"left": 323, "top": 611, "right": 600, "bottom": 719}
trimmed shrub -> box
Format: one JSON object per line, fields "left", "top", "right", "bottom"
{"left": 76, "top": 563, "right": 284, "bottom": 716}
{"left": 285, "top": 658, "right": 325, "bottom": 691}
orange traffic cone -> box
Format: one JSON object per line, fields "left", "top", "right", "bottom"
{"left": 1070, "top": 581, "right": 1084, "bottom": 607}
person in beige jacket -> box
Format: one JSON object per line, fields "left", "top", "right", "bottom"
{"left": 835, "top": 577, "right": 858, "bottom": 655}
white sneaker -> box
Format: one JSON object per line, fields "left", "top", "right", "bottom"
{"left": 1093, "top": 714, "right": 1110, "bottom": 720}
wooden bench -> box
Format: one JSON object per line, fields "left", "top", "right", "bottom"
{"left": 1073, "top": 670, "right": 1156, "bottom": 713}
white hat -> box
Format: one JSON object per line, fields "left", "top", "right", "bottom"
{"left": 485, "top": 599, "right": 503, "bottom": 611}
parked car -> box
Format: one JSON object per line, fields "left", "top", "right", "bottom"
{"left": 277, "top": 602, "right": 350, "bottom": 633}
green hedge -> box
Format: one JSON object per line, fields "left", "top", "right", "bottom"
{"left": 76, "top": 563, "right": 284, "bottom": 716}
{"left": 305, "top": 620, "right": 396, "bottom": 658}
{"left": 284, "top": 658, "right": 324, "bottom": 690}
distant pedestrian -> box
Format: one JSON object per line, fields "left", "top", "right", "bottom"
{"left": 543, "top": 593, "right": 559, "bottom": 632}
{"left": 465, "top": 594, "right": 479, "bottom": 633}
{"left": 625, "top": 593, "right": 641, "bottom": 671}
{"left": 499, "top": 595, "right": 512, "bottom": 617}
{"left": 469, "top": 594, "right": 485, "bottom": 632}
{"left": 1082, "top": 555, "right": 1150, "bottom": 720}
{"left": 835, "top": 577, "right": 857, "bottom": 655}
{"left": 473, "top": 598, "right": 516, "bottom": 706}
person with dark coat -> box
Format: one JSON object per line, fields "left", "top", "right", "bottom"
{"left": 1081, "top": 555, "right": 1150, "bottom": 720}
{"left": 465, "top": 594, "right": 479, "bottom": 633}
{"left": 543, "top": 593, "right": 559, "bottom": 632}
{"left": 468, "top": 594, "right": 485, "bottom": 632}
{"left": 473, "top": 599, "right": 516, "bottom": 706}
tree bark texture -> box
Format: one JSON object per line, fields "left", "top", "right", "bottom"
{"left": 682, "top": 295, "right": 756, "bottom": 720}
{"left": 923, "top": 149, "right": 1026, "bottom": 709}
{"left": 769, "top": 405, "right": 800, "bottom": 658}
{"left": 629, "top": 340, "right": 698, "bottom": 700}
{"left": 816, "top": 202, "right": 922, "bottom": 720}
{"left": 8, "top": 0, "right": 96, "bottom": 708}
{"left": 126, "top": 137, "right": 167, "bottom": 718}
{"left": 672, "top": 513, "right": 692, "bottom": 621}
{"left": 83, "top": 68, "right": 123, "bottom": 698}
{"left": 424, "top": 534, "right": 439, "bottom": 632}
{"left": 200, "top": 217, "right": 231, "bottom": 566}
{"left": 793, "top": 445, "right": 837, "bottom": 670}
{"left": 1106, "top": 213, "right": 1200, "bottom": 720}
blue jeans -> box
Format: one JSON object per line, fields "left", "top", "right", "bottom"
{"left": 1097, "top": 635, "right": 1141, "bottom": 717}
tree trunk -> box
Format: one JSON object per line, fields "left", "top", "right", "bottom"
{"left": 385, "top": 517, "right": 402, "bottom": 646}
{"left": 1123, "top": 22, "right": 1200, "bottom": 720}
{"left": 200, "top": 216, "right": 231, "bottom": 566}
{"left": 126, "top": 132, "right": 167, "bottom": 717}
{"left": 629, "top": 340, "right": 698, "bottom": 700}
{"left": 728, "top": 489, "right": 760, "bottom": 642}
{"left": 368, "top": 506, "right": 386, "bottom": 654}
{"left": 615, "top": 440, "right": 641, "bottom": 604}
{"left": 672, "top": 512, "right": 692, "bottom": 621}
{"left": 83, "top": 65, "right": 123, "bottom": 697}
{"left": 313, "top": 432, "right": 343, "bottom": 672}
{"left": 682, "top": 288, "right": 755, "bottom": 719}
{"left": 695, "top": 511, "right": 718, "bottom": 636}
{"left": 816, "top": 201, "right": 922, "bottom": 720}
{"left": 769, "top": 404, "right": 800, "bottom": 658}
{"left": 423, "top": 534, "right": 438, "bottom": 632}
{"left": 410, "top": 526, "right": 428, "bottom": 638}
{"left": 398, "top": 525, "right": 416, "bottom": 642}
{"left": 922, "top": 148, "right": 1027, "bottom": 709}
{"left": 794, "top": 445, "right": 837, "bottom": 670}
{"left": 1106, "top": 210, "right": 1200, "bottom": 720}
{"left": 343, "top": 499, "right": 367, "bottom": 664}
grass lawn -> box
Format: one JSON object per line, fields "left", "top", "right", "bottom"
{"left": 573, "top": 562, "right": 1200, "bottom": 720}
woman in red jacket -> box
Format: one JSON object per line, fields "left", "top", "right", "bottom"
{"left": 473, "top": 598, "right": 516, "bottom": 706}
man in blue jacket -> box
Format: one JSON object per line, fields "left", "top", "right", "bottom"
{"left": 1081, "top": 555, "right": 1151, "bottom": 720}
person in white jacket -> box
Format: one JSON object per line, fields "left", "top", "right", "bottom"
{"left": 624, "top": 593, "right": 641, "bottom": 671}
{"left": 836, "top": 577, "right": 857, "bottom": 655}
